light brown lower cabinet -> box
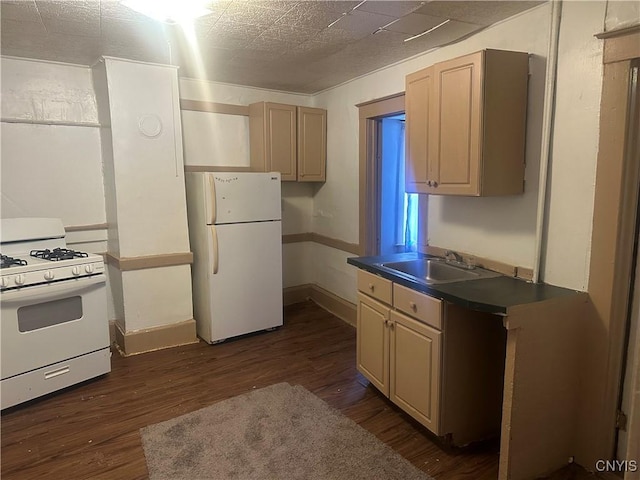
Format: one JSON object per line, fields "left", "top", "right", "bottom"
{"left": 356, "top": 293, "right": 390, "bottom": 394}
{"left": 389, "top": 309, "right": 441, "bottom": 434}
{"left": 357, "top": 292, "right": 442, "bottom": 435}
{"left": 356, "top": 269, "right": 505, "bottom": 445}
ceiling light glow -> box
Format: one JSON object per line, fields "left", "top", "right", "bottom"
{"left": 121, "top": 0, "right": 213, "bottom": 24}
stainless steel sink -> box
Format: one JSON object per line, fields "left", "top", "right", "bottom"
{"left": 377, "top": 258, "right": 501, "bottom": 285}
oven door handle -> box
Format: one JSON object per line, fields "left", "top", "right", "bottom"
{"left": 0, "top": 274, "right": 105, "bottom": 303}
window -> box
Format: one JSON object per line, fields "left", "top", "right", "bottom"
{"left": 379, "top": 115, "right": 418, "bottom": 255}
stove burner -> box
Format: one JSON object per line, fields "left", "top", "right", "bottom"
{"left": 0, "top": 254, "right": 28, "bottom": 269}
{"left": 30, "top": 248, "right": 89, "bottom": 261}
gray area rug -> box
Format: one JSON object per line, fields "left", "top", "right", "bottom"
{"left": 140, "top": 382, "right": 433, "bottom": 480}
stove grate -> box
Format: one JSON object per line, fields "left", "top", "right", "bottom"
{"left": 30, "top": 248, "right": 89, "bottom": 262}
{"left": 0, "top": 254, "right": 28, "bottom": 269}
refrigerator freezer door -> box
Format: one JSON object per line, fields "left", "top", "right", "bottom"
{"left": 204, "top": 220, "right": 283, "bottom": 343}
{"left": 210, "top": 172, "right": 281, "bottom": 224}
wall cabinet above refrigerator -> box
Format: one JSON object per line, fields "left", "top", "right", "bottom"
{"left": 405, "top": 49, "right": 529, "bottom": 196}
{"left": 249, "top": 102, "right": 326, "bottom": 182}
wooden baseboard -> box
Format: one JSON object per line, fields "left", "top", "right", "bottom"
{"left": 283, "top": 284, "right": 313, "bottom": 305}
{"left": 114, "top": 319, "right": 198, "bottom": 356}
{"left": 106, "top": 252, "right": 193, "bottom": 271}
{"left": 310, "top": 233, "right": 360, "bottom": 255}
{"left": 309, "top": 285, "right": 357, "bottom": 327}
{"left": 64, "top": 223, "right": 108, "bottom": 232}
{"left": 282, "top": 233, "right": 313, "bottom": 244}
{"left": 284, "top": 284, "right": 357, "bottom": 327}
{"left": 180, "top": 99, "right": 249, "bottom": 116}
{"left": 109, "top": 320, "right": 117, "bottom": 346}
{"left": 281, "top": 232, "right": 359, "bottom": 255}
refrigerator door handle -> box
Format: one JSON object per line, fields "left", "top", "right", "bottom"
{"left": 205, "top": 173, "right": 216, "bottom": 224}
{"left": 211, "top": 226, "right": 219, "bottom": 274}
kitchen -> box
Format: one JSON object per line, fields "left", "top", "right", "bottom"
{"left": 1, "top": 1, "right": 639, "bottom": 479}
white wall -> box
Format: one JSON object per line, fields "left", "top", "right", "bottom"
{"left": 312, "top": 4, "right": 551, "bottom": 299}
{"left": 3, "top": 0, "right": 632, "bottom": 314}
{"left": 182, "top": 111, "right": 250, "bottom": 167}
{"left": 281, "top": 182, "right": 315, "bottom": 289}
{"left": 309, "top": 2, "right": 625, "bottom": 294}
{"left": 0, "top": 56, "right": 115, "bottom": 317}
{"left": 0, "top": 58, "right": 106, "bottom": 242}
{"left": 179, "top": 77, "right": 312, "bottom": 170}
{"left": 605, "top": 0, "right": 640, "bottom": 31}
{"left": 177, "top": 77, "right": 316, "bottom": 235}
{"left": 1, "top": 57, "right": 98, "bottom": 123}
{"left": 177, "top": 78, "right": 317, "bottom": 290}
{"left": 541, "top": 1, "right": 607, "bottom": 290}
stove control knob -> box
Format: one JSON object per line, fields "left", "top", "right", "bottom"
{"left": 15, "top": 274, "right": 25, "bottom": 286}
{"left": 0, "top": 277, "right": 8, "bottom": 288}
{"left": 72, "top": 266, "right": 81, "bottom": 276}
{"left": 44, "top": 271, "right": 55, "bottom": 281}
{"left": 85, "top": 264, "right": 94, "bottom": 274}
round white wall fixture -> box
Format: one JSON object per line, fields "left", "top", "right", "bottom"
{"left": 138, "top": 114, "right": 163, "bottom": 137}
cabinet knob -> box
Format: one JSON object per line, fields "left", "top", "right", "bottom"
{"left": 432, "top": 181, "right": 438, "bottom": 187}
{"left": 389, "top": 322, "right": 395, "bottom": 330}
{"left": 427, "top": 180, "right": 432, "bottom": 186}
{"left": 409, "top": 301, "right": 417, "bottom": 311}
{"left": 368, "top": 283, "right": 375, "bottom": 291}
{"left": 384, "top": 320, "right": 389, "bottom": 327}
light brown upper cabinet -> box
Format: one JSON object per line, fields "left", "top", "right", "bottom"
{"left": 249, "top": 102, "right": 327, "bottom": 182}
{"left": 297, "top": 106, "right": 327, "bottom": 182}
{"left": 405, "top": 49, "right": 529, "bottom": 196}
{"left": 406, "top": 66, "right": 433, "bottom": 193}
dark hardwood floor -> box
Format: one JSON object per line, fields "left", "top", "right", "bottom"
{"left": 1, "top": 301, "right": 599, "bottom": 479}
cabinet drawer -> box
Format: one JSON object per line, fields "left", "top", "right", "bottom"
{"left": 393, "top": 284, "right": 442, "bottom": 330}
{"left": 357, "top": 270, "right": 392, "bottom": 305}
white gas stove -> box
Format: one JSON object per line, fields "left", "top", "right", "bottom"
{"left": 0, "top": 218, "right": 111, "bottom": 409}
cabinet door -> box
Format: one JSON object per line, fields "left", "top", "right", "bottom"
{"left": 297, "top": 106, "right": 326, "bottom": 182}
{"left": 265, "top": 103, "right": 297, "bottom": 181}
{"left": 390, "top": 310, "right": 441, "bottom": 434}
{"left": 430, "top": 51, "right": 484, "bottom": 196}
{"left": 357, "top": 293, "right": 390, "bottom": 396}
{"left": 405, "top": 66, "right": 436, "bottom": 194}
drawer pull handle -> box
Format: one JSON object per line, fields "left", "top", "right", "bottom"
{"left": 409, "top": 301, "right": 417, "bottom": 311}
{"left": 368, "top": 283, "right": 375, "bottom": 291}
{"left": 44, "top": 366, "right": 70, "bottom": 380}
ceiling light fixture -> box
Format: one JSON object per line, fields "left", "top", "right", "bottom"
{"left": 121, "top": 0, "right": 213, "bottom": 25}
{"left": 404, "top": 19, "right": 451, "bottom": 43}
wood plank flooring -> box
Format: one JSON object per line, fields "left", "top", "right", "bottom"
{"left": 1, "top": 301, "right": 599, "bottom": 479}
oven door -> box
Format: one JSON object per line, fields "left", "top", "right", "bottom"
{"left": 1, "top": 274, "right": 109, "bottom": 380}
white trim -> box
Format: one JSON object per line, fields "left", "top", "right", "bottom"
{"left": 93, "top": 56, "right": 178, "bottom": 70}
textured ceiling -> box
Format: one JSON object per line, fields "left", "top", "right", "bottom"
{"left": 0, "top": 0, "right": 544, "bottom": 93}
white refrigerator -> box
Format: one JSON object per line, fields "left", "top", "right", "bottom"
{"left": 185, "top": 172, "right": 283, "bottom": 344}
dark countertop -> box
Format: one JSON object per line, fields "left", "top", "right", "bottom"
{"left": 347, "top": 252, "right": 580, "bottom": 315}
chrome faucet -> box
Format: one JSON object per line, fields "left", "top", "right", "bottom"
{"left": 445, "top": 250, "right": 463, "bottom": 262}
{"left": 444, "top": 250, "right": 476, "bottom": 270}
